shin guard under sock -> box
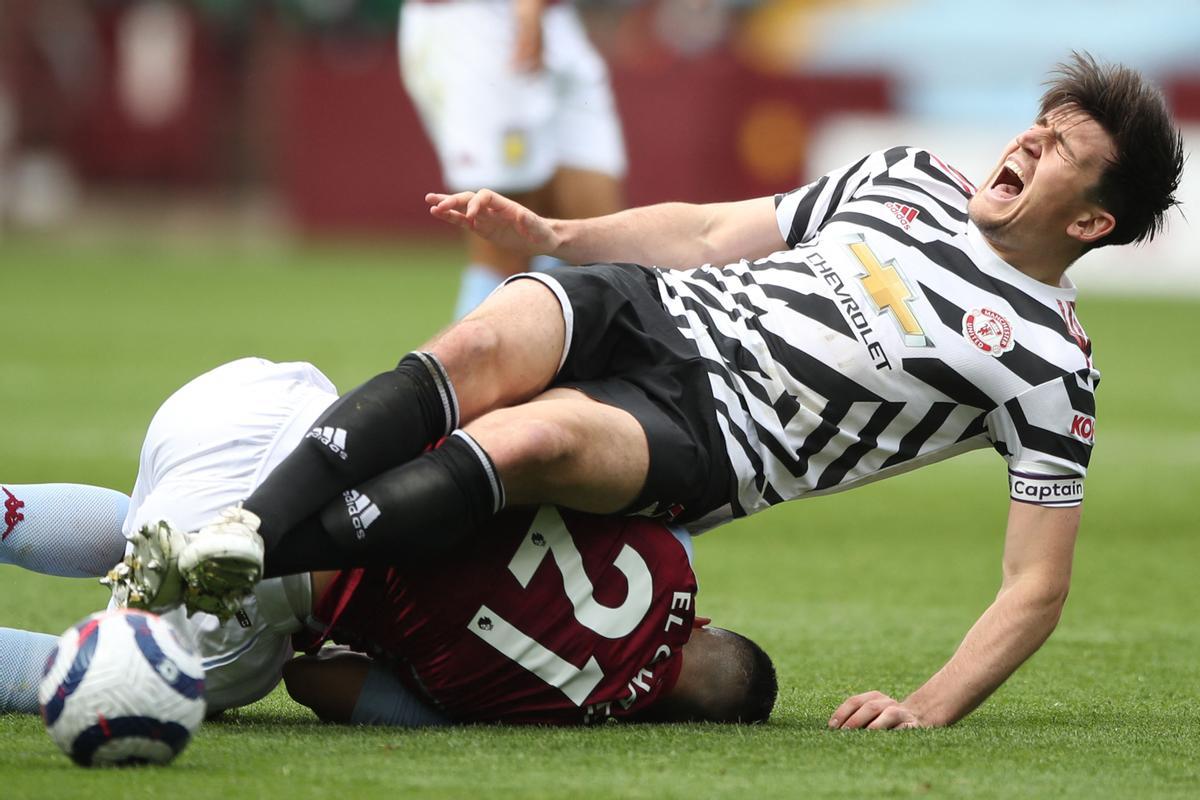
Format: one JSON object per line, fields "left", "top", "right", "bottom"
{"left": 262, "top": 431, "right": 504, "bottom": 577}
{"left": 246, "top": 352, "right": 459, "bottom": 551}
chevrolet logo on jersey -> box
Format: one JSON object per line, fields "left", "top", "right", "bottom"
{"left": 848, "top": 239, "right": 931, "bottom": 348}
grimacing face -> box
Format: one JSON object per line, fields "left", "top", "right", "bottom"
{"left": 969, "top": 105, "right": 1117, "bottom": 262}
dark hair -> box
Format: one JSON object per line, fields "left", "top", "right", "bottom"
{"left": 726, "top": 630, "right": 778, "bottom": 724}
{"left": 654, "top": 628, "right": 778, "bottom": 724}
{"left": 1039, "top": 51, "right": 1185, "bottom": 250}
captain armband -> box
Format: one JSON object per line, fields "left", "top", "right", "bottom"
{"left": 1008, "top": 470, "right": 1084, "bottom": 508}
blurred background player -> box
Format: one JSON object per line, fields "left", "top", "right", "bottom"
{"left": 1, "top": 358, "right": 775, "bottom": 726}
{"left": 400, "top": 0, "right": 627, "bottom": 317}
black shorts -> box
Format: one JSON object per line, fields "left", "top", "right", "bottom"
{"left": 509, "top": 263, "right": 732, "bottom": 525}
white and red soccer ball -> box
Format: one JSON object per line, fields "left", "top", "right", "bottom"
{"left": 39, "top": 609, "right": 206, "bottom": 766}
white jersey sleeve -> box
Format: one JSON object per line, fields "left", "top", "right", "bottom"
{"left": 774, "top": 150, "right": 889, "bottom": 248}
{"left": 157, "top": 575, "right": 311, "bottom": 713}
{"left": 985, "top": 368, "right": 1097, "bottom": 507}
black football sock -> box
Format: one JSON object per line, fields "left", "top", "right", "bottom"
{"left": 245, "top": 352, "right": 459, "bottom": 552}
{"left": 262, "top": 431, "right": 505, "bottom": 577}
{"left": 258, "top": 516, "right": 362, "bottom": 577}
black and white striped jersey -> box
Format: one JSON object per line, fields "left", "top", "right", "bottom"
{"left": 652, "top": 146, "right": 1098, "bottom": 530}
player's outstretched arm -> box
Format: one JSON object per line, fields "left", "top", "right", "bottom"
{"left": 283, "top": 649, "right": 450, "bottom": 727}
{"left": 427, "top": 190, "right": 784, "bottom": 270}
{"left": 829, "top": 501, "right": 1079, "bottom": 730}
{"left": 428, "top": 190, "right": 559, "bottom": 257}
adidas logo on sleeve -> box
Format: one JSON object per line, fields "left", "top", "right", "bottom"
{"left": 307, "top": 426, "right": 349, "bottom": 460}
{"left": 342, "top": 490, "right": 381, "bottom": 539}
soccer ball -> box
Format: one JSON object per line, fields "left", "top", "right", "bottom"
{"left": 39, "top": 609, "right": 206, "bottom": 766}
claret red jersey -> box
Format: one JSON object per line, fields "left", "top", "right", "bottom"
{"left": 305, "top": 506, "right": 697, "bottom": 725}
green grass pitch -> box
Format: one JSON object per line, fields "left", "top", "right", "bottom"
{"left": 0, "top": 232, "right": 1196, "bottom": 798}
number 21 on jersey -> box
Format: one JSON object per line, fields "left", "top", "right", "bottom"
{"left": 468, "top": 506, "right": 653, "bottom": 706}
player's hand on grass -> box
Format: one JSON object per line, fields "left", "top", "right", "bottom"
{"left": 828, "top": 690, "right": 923, "bottom": 730}
{"left": 427, "top": 190, "right": 558, "bottom": 256}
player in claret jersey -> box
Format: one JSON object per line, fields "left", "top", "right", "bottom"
{"left": 285, "top": 506, "right": 774, "bottom": 726}
{"left": 3, "top": 359, "right": 774, "bottom": 726}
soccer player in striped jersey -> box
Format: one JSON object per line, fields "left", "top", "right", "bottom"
{"left": 133, "top": 54, "right": 1182, "bottom": 729}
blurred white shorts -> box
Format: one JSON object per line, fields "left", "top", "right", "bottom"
{"left": 400, "top": 1, "right": 626, "bottom": 192}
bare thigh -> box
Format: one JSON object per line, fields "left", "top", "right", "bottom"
{"left": 462, "top": 388, "right": 649, "bottom": 514}
{"left": 423, "top": 278, "right": 567, "bottom": 423}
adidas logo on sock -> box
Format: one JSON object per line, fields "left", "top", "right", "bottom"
{"left": 343, "top": 490, "right": 381, "bottom": 540}
{"left": 307, "top": 426, "right": 349, "bottom": 460}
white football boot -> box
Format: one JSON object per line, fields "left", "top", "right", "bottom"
{"left": 102, "top": 520, "right": 188, "bottom": 613}
{"left": 176, "top": 505, "right": 265, "bottom": 620}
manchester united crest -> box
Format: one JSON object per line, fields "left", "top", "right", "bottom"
{"left": 963, "top": 308, "right": 1015, "bottom": 357}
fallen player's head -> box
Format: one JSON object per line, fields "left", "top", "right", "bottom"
{"left": 640, "top": 625, "right": 778, "bottom": 724}
{"left": 970, "top": 51, "right": 1184, "bottom": 262}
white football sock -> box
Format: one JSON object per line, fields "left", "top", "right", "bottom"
{"left": 452, "top": 264, "right": 507, "bottom": 320}
{"left": 0, "top": 628, "right": 58, "bottom": 713}
{"left": 0, "top": 483, "right": 129, "bottom": 578}
{"left": 530, "top": 254, "right": 566, "bottom": 273}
